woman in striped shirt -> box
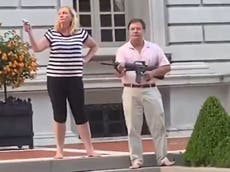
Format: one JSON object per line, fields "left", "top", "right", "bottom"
{"left": 23, "top": 6, "right": 98, "bottom": 159}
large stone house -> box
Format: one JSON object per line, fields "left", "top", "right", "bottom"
{"left": 1, "top": 0, "right": 230, "bottom": 146}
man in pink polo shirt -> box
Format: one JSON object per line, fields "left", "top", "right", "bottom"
{"left": 115, "top": 18, "right": 175, "bottom": 169}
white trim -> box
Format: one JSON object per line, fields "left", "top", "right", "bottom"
{"left": 148, "top": 0, "right": 155, "bottom": 41}
{"left": 151, "top": 1, "right": 168, "bottom": 46}
{"left": 60, "top": 0, "right": 72, "bottom": 7}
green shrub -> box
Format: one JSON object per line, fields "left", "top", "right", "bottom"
{"left": 183, "top": 96, "right": 230, "bottom": 167}
{"left": 212, "top": 137, "right": 230, "bottom": 168}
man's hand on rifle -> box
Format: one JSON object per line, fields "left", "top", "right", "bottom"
{"left": 115, "top": 63, "right": 126, "bottom": 77}
{"left": 143, "top": 65, "right": 170, "bottom": 80}
{"left": 143, "top": 71, "right": 154, "bottom": 81}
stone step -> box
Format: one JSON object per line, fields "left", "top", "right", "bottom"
{"left": 0, "top": 153, "right": 183, "bottom": 172}
{"left": 92, "top": 166, "right": 230, "bottom": 172}
{"left": 93, "top": 167, "right": 165, "bottom": 172}
{"left": 0, "top": 151, "right": 229, "bottom": 172}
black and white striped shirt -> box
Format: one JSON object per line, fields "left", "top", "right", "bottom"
{"left": 44, "top": 28, "right": 88, "bottom": 77}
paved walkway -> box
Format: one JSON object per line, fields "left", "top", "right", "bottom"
{"left": 0, "top": 137, "right": 188, "bottom": 161}
{"left": 1, "top": 137, "right": 230, "bottom": 172}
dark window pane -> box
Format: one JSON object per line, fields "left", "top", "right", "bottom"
{"left": 100, "top": 0, "right": 111, "bottom": 12}
{"left": 114, "top": 14, "right": 125, "bottom": 26}
{"left": 113, "top": 0, "right": 125, "bottom": 12}
{"left": 101, "top": 29, "right": 113, "bottom": 41}
{"left": 100, "top": 15, "right": 112, "bottom": 27}
{"left": 79, "top": 0, "right": 91, "bottom": 12}
{"left": 115, "top": 29, "right": 126, "bottom": 41}
{"left": 80, "top": 15, "right": 91, "bottom": 27}
{"left": 86, "top": 29, "right": 92, "bottom": 36}
{"left": 73, "top": 0, "right": 78, "bottom": 12}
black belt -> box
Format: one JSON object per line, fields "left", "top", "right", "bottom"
{"left": 124, "top": 83, "right": 156, "bottom": 88}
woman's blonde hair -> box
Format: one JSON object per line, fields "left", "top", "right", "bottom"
{"left": 54, "top": 6, "right": 80, "bottom": 34}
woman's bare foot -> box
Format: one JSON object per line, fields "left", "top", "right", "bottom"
{"left": 54, "top": 151, "right": 64, "bottom": 159}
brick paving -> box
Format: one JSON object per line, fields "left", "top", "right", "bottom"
{"left": 0, "top": 137, "right": 189, "bottom": 161}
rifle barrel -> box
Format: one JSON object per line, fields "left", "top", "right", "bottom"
{"left": 100, "top": 62, "right": 114, "bottom": 66}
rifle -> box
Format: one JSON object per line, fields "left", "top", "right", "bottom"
{"left": 101, "top": 60, "right": 164, "bottom": 83}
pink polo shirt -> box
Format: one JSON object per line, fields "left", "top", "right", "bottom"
{"left": 115, "top": 40, "right": 170, "bottom": 85}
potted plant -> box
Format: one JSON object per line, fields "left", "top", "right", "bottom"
{"left": 0, "top": 23, "right": 38, "bottom": 148}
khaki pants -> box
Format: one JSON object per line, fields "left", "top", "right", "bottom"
{"left": 122, "top": 86, "right": 167, "bottom": 165}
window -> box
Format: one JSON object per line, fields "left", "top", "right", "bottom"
{"left": 73, "top": 0, "right": 127, "bottom": 47}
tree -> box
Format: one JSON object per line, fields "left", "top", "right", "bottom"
{"left": 212, "top": 136, "right": 230, "bottom": 168}
{"left": 183, "top": 96, "right": 230, "bottom": 166}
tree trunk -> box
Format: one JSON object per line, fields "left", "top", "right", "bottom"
{"left": 3, "top": 79, "right": 7, "bottom": 103}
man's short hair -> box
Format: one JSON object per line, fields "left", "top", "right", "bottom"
{"left": 127, "top": 18, "right": 146, "bottom": 30}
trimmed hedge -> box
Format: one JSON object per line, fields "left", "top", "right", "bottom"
{"left": 212, "top": 137, "right": 230, "bottom": 168}
{"left": 183, "top": 96, "right": 230, "bottom": 167}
